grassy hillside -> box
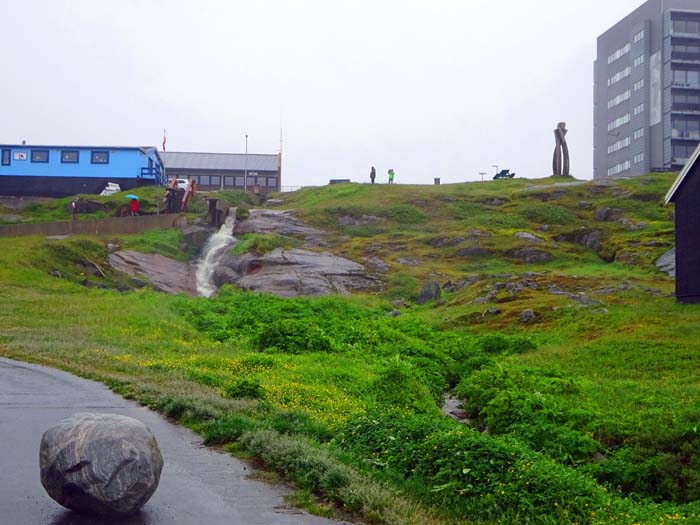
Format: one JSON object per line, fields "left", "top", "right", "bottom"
{"left": 3, "top": 173, "right": 700, "bottom": 524}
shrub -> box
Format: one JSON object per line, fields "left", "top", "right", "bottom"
{"left": 202, "top": 414, "right": 256, "bottom": 444}
{"left": 255, "top": 319, "right": 334, "bottom": 354}
{"left": 268, "top": 410, "right": 333, "bottom": 441}
{"left": 223, "top": 378, "right": 264, "bottom": 399}
{"left": 339, "top": 409, "right": 609, "bottom": 522}
{"left": 372, "top": 359, "right": 441, "bottom": 415}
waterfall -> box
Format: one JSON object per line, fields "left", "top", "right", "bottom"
{"left": 195, "top": 209, "right": 237, "bottom": 297}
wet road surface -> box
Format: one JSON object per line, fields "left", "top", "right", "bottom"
{"left": 0, "top": 357, "right": 351, "bottom": 525}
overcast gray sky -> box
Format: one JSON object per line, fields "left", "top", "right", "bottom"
{"left": 0, "top": 0, "right": 645, "bottom": 186}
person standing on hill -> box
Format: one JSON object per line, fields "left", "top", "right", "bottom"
{"left": 70, "top": 200, "right": 78, "bottom": 220}
{"left": 388, "top": 168, "right": 395, "bottom": 184}
{"left": 130, "top": 197, "right": 139, "bottom": 216}
{"left": 370, "top": 166, "right": 376, "bottom": 184}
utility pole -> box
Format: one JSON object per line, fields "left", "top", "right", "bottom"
{"left": 244, "top": 134, "right": 248, "bottom": 191}
{"left": 479, "top": 172, "right": 487, "bottom": 182}
{"left": 492, "top": 164, "right": 499, "bottom": 177}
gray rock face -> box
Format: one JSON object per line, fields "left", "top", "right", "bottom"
{"left": 594, "top": 207, "right": 622, "bottom": 222}
{"left": 108, "top": 251, "right": 197, "bottom": 295}
{"left": 365, "top": 256, "right": 389, "bottom": 273}
{"left": 40, "top": 413, "right": 163, "bottom": 515}
{"left": 417, "top": 280, "right": 441, "bottom": 304}
{"left": 235, "top": 209, "right": 326, "bottom": 246}
{"left": 554, "top": 229, "right": 602, "bottom": 251}
{"left": 519, "top": 309, "right": 537, "bottom": 324}
{"left": 514, "top": 232, "right": 545, "bottom": 244}
{"left": 216, "top": 248, "right": 380, "bottom": 297}
{"left": 656, "top": 247, "right": 675, "bottom": 277}
{"left": 505, "top": 248, "right": 554, "bottom": 264}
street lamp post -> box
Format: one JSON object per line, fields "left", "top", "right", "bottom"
{"left": 492, "top": 164, "right": 499, "bottom": 177}
{"left": 244, "top": 134, "right": 248, "bottom": 191}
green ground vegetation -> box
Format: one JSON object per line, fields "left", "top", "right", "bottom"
{"left": 2, "top": 173, "right": 700, "bottom": 524}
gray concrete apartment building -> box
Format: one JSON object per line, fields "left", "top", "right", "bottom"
{"left": 594, "top": 0, "right": 700, "bottom": 179}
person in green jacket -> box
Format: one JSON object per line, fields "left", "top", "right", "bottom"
{"left": 388, "top": 169, "right": 395, "bottom": 184}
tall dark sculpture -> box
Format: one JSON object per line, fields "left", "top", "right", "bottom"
{"left": 552, "top": 122, "right": 570, "bottom": 176}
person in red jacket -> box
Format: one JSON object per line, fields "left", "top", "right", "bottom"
{"left": 130, "top": 197, "right": 139, "bottom": 216}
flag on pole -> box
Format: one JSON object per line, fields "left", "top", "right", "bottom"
{"left": 162, "top": 129, "right": 166, "bottom": 151}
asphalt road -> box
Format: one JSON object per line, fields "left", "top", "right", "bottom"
{"left": 0, "top": 357, "right": 351, "bottom": 525}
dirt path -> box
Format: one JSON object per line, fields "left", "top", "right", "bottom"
{"left": 0, "top": 357, "right": 351, "bottom": 525}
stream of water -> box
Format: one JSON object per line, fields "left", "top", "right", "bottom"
{"left": 195, "top": 210, "right": 237, "bottom": 297}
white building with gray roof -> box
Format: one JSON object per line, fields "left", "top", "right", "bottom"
{"left": 161, "top": 151, "right": 281, "bottom": 193}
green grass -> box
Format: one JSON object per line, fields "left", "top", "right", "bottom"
{"left": 3, "top": 173, "right": 700, "bottom": 524}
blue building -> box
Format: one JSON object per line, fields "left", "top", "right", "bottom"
{"left": 0, "top": 144, "right": 165, "bottom": 197}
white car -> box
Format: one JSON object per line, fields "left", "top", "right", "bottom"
{"left": 175, "top": 179, "right": 189, "bottom": 190}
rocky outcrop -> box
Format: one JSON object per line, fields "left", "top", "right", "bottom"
{"left": 235, "top": 209, "right": 326, "bottom": 247}
{"left": 180, "top": 224, "right": 209, "bottom": 254}
{"left": 40, "top": 413, "right": 163, "bottom": 515}
{"left": 214, "top": 248, "right": 380, "bottom": 297}
{"left": 108, "top": 251, "right": 197, "bottom": 295}
{"left": 656, "top": 248, "right": 675, "bottom": 277}
{"left": 514, "top": 232, "right": 545, "bottom": 244}
{"left": 594, "top": 207, "right": 622, "bottom": 222}
{"left": 554, "top": 229, "right": 602, "bottom": 251}
{"left": 505, "top": 248, "right": 554, "bottom": 264}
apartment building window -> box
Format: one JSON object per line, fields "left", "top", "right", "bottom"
{"left": 608, "top": 113, "right": 631, "bottom": 131}
{"left": 608, "top": 160, "right": 631, "bottom": 176}
{"left": 634, "top": 79, "right": 645, "bottom": 91}
{"left": 673, "top": 69, "right": 700, "bottom": 87}
{"left": 634, "top": 128, "right": 644, "bottom": 140}
{"left": 634, "top": 152, "right": 644, "bottom": 164}
{"left": 633, "top": 29, "right": 645, "bottom": 43}
{"left": 608, "top": 137, "right": 631, "bottom": 154}
{"left": 672, "top": 118, "right": 700, "bottom": 138}
{"left": 633, "top": 55, "right": 645, "bottom": 67}
{"left": 608, "top": 66, "right": 631, "bottom": 87}
{"left": 608, "top": 90, "right": 631, "bottom": 109}
{"left": 672, "top": 44, "right": 700, "bottom": 59}
{"left": 673, "top": 93, "right": 700, "bottom": 107}
{"left": 607, "top": 42, "right": 631, "bottom": 64}
{"left": 1, "top": 149, "right": 9, "bottom": 166}
{"left": 634, "top": 103, "right": 644, "bottom": 115}
{"left": 673, "top": 143, "right": 697, "bottom": 160}
{"left": 673, "top": 20, "right": 700, "bottom": 35}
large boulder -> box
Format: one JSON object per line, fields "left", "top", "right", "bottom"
{"left": 108, "top": 251, "right": 197, "bottom": 295}
{"left": 40, "top": 413, "right": 163, "bottom": 515}
{"left": 656, "top": 247, "right": 675, "bottom": 277}
{"left": 554, "top": 229, "right": 602, "bottom": 251}
{"left": 220, "top": 248, "right": 380, "bottom": 297}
